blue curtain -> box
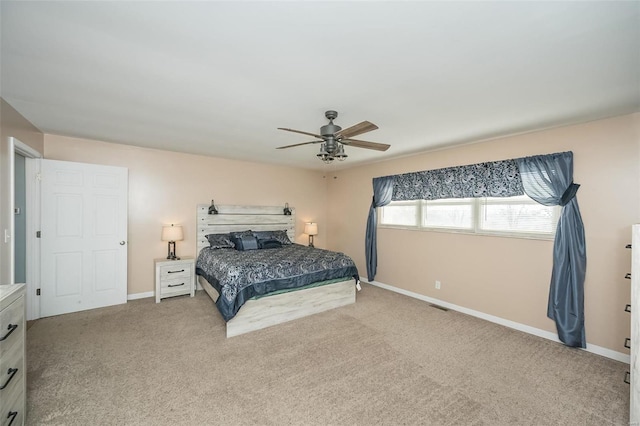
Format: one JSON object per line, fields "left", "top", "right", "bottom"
{"left": 516, "top": 151, "right": 586, "bottom": 348}
{"left": 365, "top": 176, "right": 394, "bottom": 281}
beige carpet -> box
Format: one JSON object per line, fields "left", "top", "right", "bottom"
{"left": 26, "top": 284, "right": 628, "bottom": 425}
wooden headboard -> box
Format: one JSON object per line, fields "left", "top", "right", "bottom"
{"left": 196, "top": 204, "right": 296, "bottom": 255}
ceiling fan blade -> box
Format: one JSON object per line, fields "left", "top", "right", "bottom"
{"left": 277, "top": 127, "right": 324, "bottom": 139}
{"left": 335, "top": 121, "right": 378, "bottom": 139}
{"left": 276, "top": 140, "right": 323, "bottom": 149}
{"left": 341, "top": 138, "right": 390, "bottom": 152}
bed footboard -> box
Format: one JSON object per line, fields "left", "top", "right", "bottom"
{"left": 198, "top": 276, "right": 355, "bottom": 337}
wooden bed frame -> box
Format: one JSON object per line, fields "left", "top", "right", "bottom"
{"left": 196, "top": 204, "right": 356, "bottom": 337}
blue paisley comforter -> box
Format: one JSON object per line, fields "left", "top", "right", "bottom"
{"left": 196, "top": 244, "right": 359, "bottom": 321}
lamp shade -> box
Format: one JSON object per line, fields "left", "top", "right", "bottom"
{"left": 304, "top": 222, "right": 318, "bottom": 236}
{"left": 161, "top": 224, "right": 183, "bottom": 242}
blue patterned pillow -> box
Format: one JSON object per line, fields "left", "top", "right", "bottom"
{"left": 205, "top": 233, "right": 235, "bottom": 249}
{"left": 235, "top": 235, "right": 258, "bottom": 251}
{"left": 257, "top": 238, "right": 283, "bottom": 249}
{"left": 229, "top": 230, "right": 253, "bottom": 248}
{"left": 253, "top": 230, "right": 292, "bottom": 245}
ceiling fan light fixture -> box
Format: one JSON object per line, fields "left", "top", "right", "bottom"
{"left": 335, "top": 144, "right": 348, "bottom": 161}
{"left": 317, "top": 143, "right": 332, "bottom": 163}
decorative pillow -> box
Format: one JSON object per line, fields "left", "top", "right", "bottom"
{"left": 253, "top": 230, "right": 292, "bottom": 245}
{"left": 229, "top": 230, "right": 253, "bottom": 248}
{"left": 205, "top": 233, "right": 235, "bottom": 249}
{"left": 271, "top": 230, "right": 292, "bottom": 245}
{"left": 257, "top": 238, "right": 283, "bottom": 249}
{"left": 235, "top": 235, "right": 258, "bottom": 251}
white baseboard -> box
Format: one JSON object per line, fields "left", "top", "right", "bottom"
{"left": 366, "top": 280, "right": 630, "bottom": 364}
{"left": 127, "top": 291, "right": 154, "bottom": 301}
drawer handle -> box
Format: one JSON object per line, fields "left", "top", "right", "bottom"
{"left": 0, "top": 368, "right": 18, "bottom": 390}
{"left": 0, "top": 324, "right": 17, "bottom": 342}
{"left": 626, "top": 304, "right": 632, "bottom": 313}
{"left": 625, "top": 371, "right": 631, "bottom": 385}
{"left": 168, "top": 283, "right": 185, "bottom": 288}
{"left": 7, "top": 411, "right": 18, "bottom": 426}
{"left": 625, "top": 273, "right": 631, "bottom": 280}
{"left": 625, "top": 338, "right": 631, "bottom": 349}
{"left": 168, "top": 269, "right": 185, "bottom": 274}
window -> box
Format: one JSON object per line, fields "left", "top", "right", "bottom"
{"left": 422, "top": 198, "right": 473, "bottom": 230}
{"left": 380, "top": 195, "right": 560, "bottom": 239}
{"left": 477, "top": 195, "right": 557, "bottom": 235}
{"left": 379, "top": 201, "right": 418, "bottom": 227}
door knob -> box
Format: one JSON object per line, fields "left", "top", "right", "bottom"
{"left": 120, "top": 241, "right": 126, "bottom": 245}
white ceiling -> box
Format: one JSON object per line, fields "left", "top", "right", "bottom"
{"left": 1, "top": 1, "right": 639, "bottom": 170}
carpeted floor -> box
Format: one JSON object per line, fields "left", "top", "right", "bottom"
{"left": 26, "top": 284, "right": 629, "bottom": 425}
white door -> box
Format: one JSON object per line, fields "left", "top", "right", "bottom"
{"left": 40, "top": 159, "right": 128, "bottom": 317}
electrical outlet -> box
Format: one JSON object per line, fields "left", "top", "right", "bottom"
{"left": 435, "top": 280, "right": 441, "bottom": 290}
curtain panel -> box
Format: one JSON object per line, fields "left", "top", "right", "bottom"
{"left": 365, "top": 176, "right": 394, "bottom": 281}
{"left": 365, "top": 151, "right": 586, "bottom": 348}
{"left": 517, "top": 152, "right": 586, "bottom": 348}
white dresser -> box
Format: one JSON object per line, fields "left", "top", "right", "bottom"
{"left": 631, "top": 225, "right": 640, "bottom": 424}
{"left": 0, "top": 284, "right": 26, "bottom": 426}
{"left": 155, "top": 257, "right": 195, "bottom": 303}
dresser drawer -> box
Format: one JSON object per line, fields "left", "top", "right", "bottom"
{"left": 2, "top": 390, "right": 24, "bottom": 426}
{"left": 0, "top": 296, "right": 24, "bottom": 359}
{"left": 160, "top": 264, "right": 192, "bottom": 281}
{"left": 0, "top": 339, "right": 24, "bottom": 407}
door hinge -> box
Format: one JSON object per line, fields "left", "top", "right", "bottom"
{"left": 36, "top": 289, "right": 41, "bottom": 296}
{"left": 36, "top": 231, "right": 41, "bottom": 238}
{"left": 36, "top": 173, "right": 42, "bottom": 181}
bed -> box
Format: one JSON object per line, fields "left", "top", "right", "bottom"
{"left": 195, "top": 204, "right": 359, "bottom": 337}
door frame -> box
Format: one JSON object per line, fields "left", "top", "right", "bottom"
{"left": 9, "top": 137, "right": 42, "bottom": 320}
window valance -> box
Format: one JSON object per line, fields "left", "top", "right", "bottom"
{"left": 391, "top": 159, "right": 524, "bottom": 201}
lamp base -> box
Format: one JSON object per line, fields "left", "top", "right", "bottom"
{"left": 308, "top": 235, "right": 315, "bottom": 248}
{"left": 166, "top": 241, "right": 180, "bottom": 260}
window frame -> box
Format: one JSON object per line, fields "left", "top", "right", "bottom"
{"left": 379, "top": 196, "right": 560, "bottom": 240}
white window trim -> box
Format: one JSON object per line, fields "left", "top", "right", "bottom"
{"left": 379, "top": 197, "right": 560, "bottom": 241}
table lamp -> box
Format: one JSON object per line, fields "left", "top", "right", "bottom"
{"left": 162, "top": 224, "right": 183, "bottom": 260}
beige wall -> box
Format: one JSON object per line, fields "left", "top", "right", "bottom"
{"left": 0, "top": 98, "right": 44, "bottom": 285}
{"left": 326, "top": 113, "right": 640, "bottom": 353}
{"left": 44, "top": 135, "right": 327, "bottom": 295}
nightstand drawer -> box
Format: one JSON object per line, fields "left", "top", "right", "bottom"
{"left": 160, "top": 265, "right": 191, "bottom": 280}
{"left": 160, "top": 277, "right": 191, "bottom": 291}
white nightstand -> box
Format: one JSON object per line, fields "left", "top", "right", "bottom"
{"left": 154, "top": 257, "right": 195, "bottom": 303}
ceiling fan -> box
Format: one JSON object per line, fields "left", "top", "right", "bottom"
{"left": 276, "top": 110, "right": 390, "bottom": 163}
